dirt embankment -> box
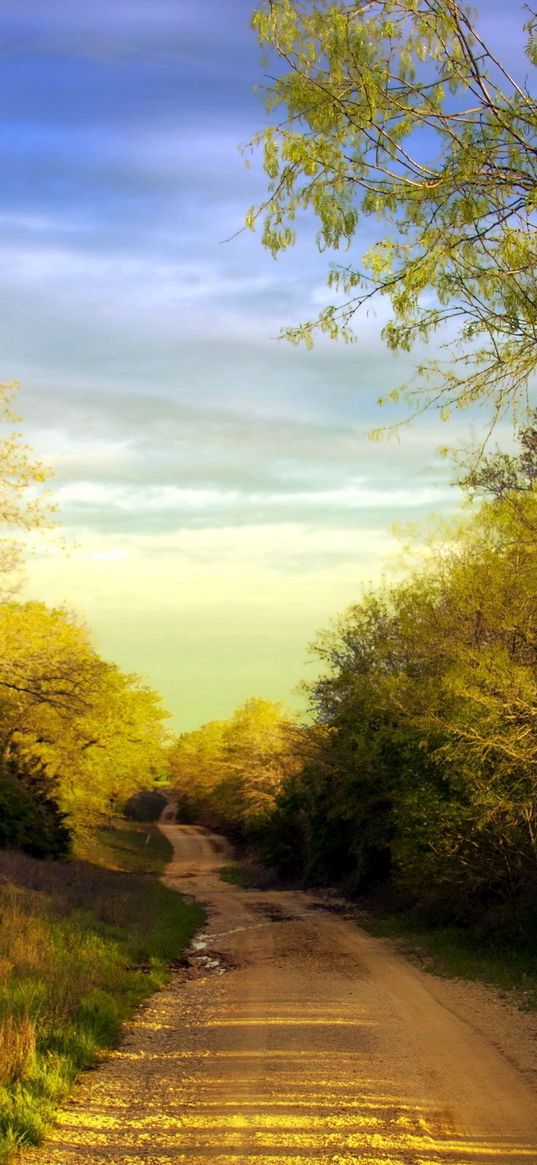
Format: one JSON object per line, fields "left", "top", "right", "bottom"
{"left": 19, "top": 823, "right": 537, "bottom": 1165}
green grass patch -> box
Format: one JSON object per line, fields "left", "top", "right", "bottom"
{"left": 219, "top": 862, "right": 254, "bottom": 887}
{"left": 0, "top": 824, "right": 204, "bottom": 1163}
{"left": 361, "top": 909, "right": 537, "bottom": 1010}
{"left": 75, "top": 819, "right": 173, "bottom": 875}
{"left": 219, "top": 855, "right": 282, "bottom": 890}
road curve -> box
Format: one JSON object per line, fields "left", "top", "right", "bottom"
{"left": 20, "top": 823, "right": 537, "bottom": 1165}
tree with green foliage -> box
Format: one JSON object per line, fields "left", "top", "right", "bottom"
{"left": 0, "top": 602, "right": 170, "bottom": 838}
{"left": 258, "top": 417, "right": 537, "bottom": 927}
{"left": 250, "top": 0, "right": 537, "bottom": 427}
{"left": 0, "top": 753, "right": 71, "bottom": 858}
{"left": 61, "top": 662, "right": 170, "bottom": 821}
{"left": 0, "top": 382, "right": 55, "bottom": 593}
{"left": 168, "top": 698, "right": 300, "bottom": 837}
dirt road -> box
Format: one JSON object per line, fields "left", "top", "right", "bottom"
{"left": 21, "top": 824, "right": 537, "bottom": 1164}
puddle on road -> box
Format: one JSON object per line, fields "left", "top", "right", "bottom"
{"left": 192, "top": 953, "right": 226, "bottom": 975}
{"left": 184, "top": 933, "right": 234, "bottom": 978}
{"left": 191, "top": 934, "right": 209, "bottom": 951}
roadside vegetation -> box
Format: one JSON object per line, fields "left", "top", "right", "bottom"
{"left": 76, "top": 818, "right": 173, "bottom": 876}
{"left": 0, "top": 822, "right": 203, "bottom": 1163}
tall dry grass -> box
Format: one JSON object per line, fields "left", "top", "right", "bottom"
{"left": 0, "top": 829, "right": 204, "bottom": 1163}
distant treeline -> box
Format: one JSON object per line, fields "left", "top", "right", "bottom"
{"left": 171, "top": 418, "right": 537, "bottom": 936}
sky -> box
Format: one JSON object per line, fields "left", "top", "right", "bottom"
{"left": 1, "top": 0, "right": 528, "bottom": 731}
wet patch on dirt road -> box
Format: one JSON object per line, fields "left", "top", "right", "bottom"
{"left": 246, "top": 901, "right": 295, "bottom": 923}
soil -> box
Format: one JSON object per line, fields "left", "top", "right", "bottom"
{"left": 19, "top": 823, "right": 537, "bottom": 1164}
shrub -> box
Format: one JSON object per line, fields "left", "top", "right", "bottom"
{"left": 0, "top": 758, "right": 71, "bottom": 860}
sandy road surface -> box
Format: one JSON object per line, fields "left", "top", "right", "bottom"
{"left": 20, "top": 824, "right": 537, "bottom": 1165}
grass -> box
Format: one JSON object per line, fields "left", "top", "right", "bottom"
{"left": 219, "top": 862, "right": 255, "bottom": 887}
{"left": 75, "top": 818, "right": 173, "bottom": 875}
{"left": 219, "top": 856, "right": 282, "bottom": 890}
{"left": 0, "top": 821, "right": 204, "bottom": 1162}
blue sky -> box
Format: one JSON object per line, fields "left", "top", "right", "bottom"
{"left": 2, "top": 0, "right": 528, "bottom": 729}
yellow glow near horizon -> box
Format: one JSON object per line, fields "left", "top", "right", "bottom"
{"left": 22, "top": 522, "right": 402, "bottom": 730}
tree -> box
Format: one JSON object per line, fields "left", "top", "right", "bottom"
{"left": 59, "top": 663, "right": 170, "bottom": 821}
{"left": 0, "top": 753, "right": 71, "bottom": 859}
{"left": 459, "top": 408, "right": 537, "bottom": 498}
{"left": 250, "top": 0, "right": 537, "bottom": 428}
{"left": 245, "top": 419, "right": 537, "bottom": 925}
{"left": 298, "top": 487, "right": 537, "bottom": 921}
{"left": 0, "top": 382, "right": 55, "bottom": 593}
{"left": 0, "top": 602, "right": 170, "bottom": 828}
{"left": 168, "top": 698, "right": 300, "bottom": 836}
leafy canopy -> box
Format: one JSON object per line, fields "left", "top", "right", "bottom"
{"left": 0, "top": 382, "right": 55, "bottom": 593}
{"left": 294, "top": 437, "right": 537, "bottom": 914}
{"left": 168, "top": 697, "right": 300, "bottom": 833}
{"left": 0, "top": 602, "right": 170, "bottom": 825}
{"left": 250, "top": 0, "right": 537, "bottom": 428}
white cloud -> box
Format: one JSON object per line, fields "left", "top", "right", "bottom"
{"left": 55, "top": 478, "right": 451, "bottom": 514}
